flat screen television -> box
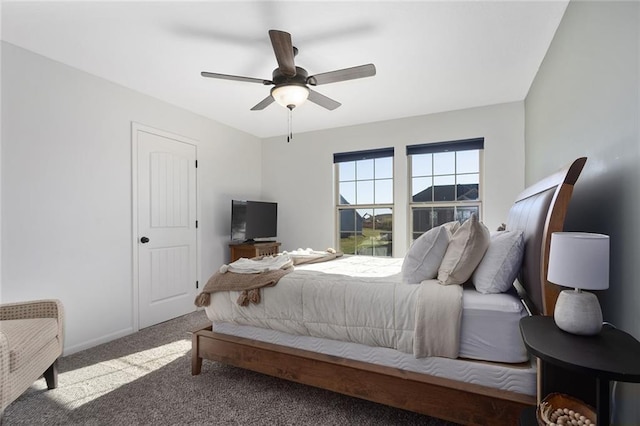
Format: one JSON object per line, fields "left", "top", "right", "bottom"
{"left": 231, "top": 200, "right": 278, "bottom": 242}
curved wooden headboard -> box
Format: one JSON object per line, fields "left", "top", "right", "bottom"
{"left": 506, "top": 157, "right": 586, "bottom": 316}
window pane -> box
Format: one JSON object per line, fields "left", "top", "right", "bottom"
{"left": 457, "top": 184, "right": 479, "bottom": 201}
{"left": 359, "top": 208, "right": 373, "bottom": 232}
{"left": 339, "top": 161, "right": 355, "bottom": 182}
{"left": 412, "top": 207, "right": 433, "bottom": 240}
{"left": 375, "top": 157, "right": 393, "bottom": 179}
{"left": 456, "top": 206, "right": 480, "bottom": 223}
{"left": 358, "top": 208, "right": 374, "bottom": 256}
{"left": 375, "top": 179, "right": 393, "bottom": 204}
{"left": 356, "top": 208, "right": 392, "bottom": 257}
{"left": 456, "top": 150, "right": 479, "bottom": 174}
{"left": 457, "top": 173, "right": 479, "bottom": 185}
{"left": 433, "top": 207, "right": 455, "bottom": 227}
{"left": 356, "top": 159, "right": 374, "bottom": 180}
{"left": 457, "top": 173, "right": 479, "bottom": 201}
{"left": 433, "top": 175, "right": 455, "bottom": 201}
{"left": 374, "top": 208, "right": 393, "bottom": 231}
{"left": 339, "top": 233, "right": 359, "bottom": 255}
{"left": 356, "top": 180, "right": 374, "bottom": 204}
{"left": 412, "top": 177, "right": 433, "bottom": 202}
{"left": 339, "top": 208, "right": 359, "bottom": 255}
{"left": 433, "top": 152, "right": 455, "bottom": 175}
{"left": 339, "top": 209, "right": 356, "bottom": 233}
{"left": 339, "top": 182, "right": 356, "bottom": 205}
{"left": 373, "top": 208, "right": 393, "bottom": 256}
{"left": 412, "top": 153, "right": 432, "bottom": 177}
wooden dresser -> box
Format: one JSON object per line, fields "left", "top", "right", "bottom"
{"left": 229, "top": 242, "right": 281, "bottom": 262}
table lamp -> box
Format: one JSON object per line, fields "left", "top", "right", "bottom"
{"left": 547, "top": 232, "right": 610, "bottom": 335}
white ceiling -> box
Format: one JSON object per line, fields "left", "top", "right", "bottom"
{"left": 1, "top": 1, "right": 568, "bottom": 138}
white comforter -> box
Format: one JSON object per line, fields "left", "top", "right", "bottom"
{"left": 205, "top": 255, "right": 462, "bottom": 357}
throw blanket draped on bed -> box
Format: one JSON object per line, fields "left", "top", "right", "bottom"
{"left": 413, "top": 280, "right": 463, "bottom": 358}
{"left": 203, "top": 256, "right": 464, "bottom": 359}
{"left": 222, "top": 254, "right": 294, "bottom": 274}
{"left": 287, "top": 248, "right": 343, "bottom": 266}
{"left": 195, "top": 255, "right": 294, "bottom": 307}
{"left": 195, "top": 251, "right": 342, "bottom": 308}
{"left": 195, "top": 267, "right": 292, "bottom": 307}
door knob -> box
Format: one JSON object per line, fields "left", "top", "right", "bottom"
{"left": 140, "top": 236, "right": 150, "bottom": 244}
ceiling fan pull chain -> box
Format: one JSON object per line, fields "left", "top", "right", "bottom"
{"left": 287, "top": 107, "right": 293, "bottom": 143}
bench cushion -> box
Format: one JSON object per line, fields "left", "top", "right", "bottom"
{"left": 0, "top": 318, "right": 59, "bottom": 372}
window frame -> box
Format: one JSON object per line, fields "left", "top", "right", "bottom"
{"left": 334, "top": 147, "right": 394, "bottom": 257}
{"left": 407, "top": 138, "right": 484, "bottom": 243}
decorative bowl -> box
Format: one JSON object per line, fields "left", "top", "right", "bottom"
{"left": 536, "top": 393, "right": 597, "bottom": 426}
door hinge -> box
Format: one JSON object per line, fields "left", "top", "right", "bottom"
{"left": 195, "top": 220, "right": 198, "bottom": 229}
{"left": 196, "top": 281, "right": 199, "bottom": 289}
{"left": 195, "top": 160, "right": 198, "bottom": 168}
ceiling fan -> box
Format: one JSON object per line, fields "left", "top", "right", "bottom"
{"left": 201, "top": 30, "right": 376, "bottom": 112}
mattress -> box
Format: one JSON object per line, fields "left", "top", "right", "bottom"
{"left": 211, "top": 321, "right": 536, "bottom": 396}
{"left": 206, "top": 255, "right": 528, "bottom": 363}
{"left": 459, "top": 287, "right": 528, "bottom": 362}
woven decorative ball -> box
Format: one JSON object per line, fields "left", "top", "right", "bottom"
{"left": 536, "top": 393, "right": 597, "bottom": 426}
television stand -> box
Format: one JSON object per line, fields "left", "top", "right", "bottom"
{"left": 229, "top": 241, "right": 281, "bottom": 262}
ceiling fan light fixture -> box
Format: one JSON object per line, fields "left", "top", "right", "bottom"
{"left": 271, "top": 84, "right": 309, "bottom": 109}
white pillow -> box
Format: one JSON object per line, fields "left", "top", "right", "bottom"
{"left": 437, "top": 214, "right": 490, "bottom": 286}
{"left": 472, "top": 230, "right": 524, "bottom": 294}
{"left": 402, "top": 225, "right": 450, "bottom": 284}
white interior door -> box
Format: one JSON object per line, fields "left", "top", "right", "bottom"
{"left": 136, "top": 128, "right": 197, "bottom": 329}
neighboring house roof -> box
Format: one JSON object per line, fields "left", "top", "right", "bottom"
{"left": 412, "top": 184, "right": 479, "bottom": 202}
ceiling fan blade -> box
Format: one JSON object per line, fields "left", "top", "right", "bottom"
{"left": 307, "top": 64, "right": 376, "bottom": 86}
{"left": 307, "top": 89, "right": 341, "bottom": 111}
{"left": 201, "top": 71, "right": 272, "bottom": 85}
{"left": 268, "top": 30, "right": 296, "bottom": 77}
{"left": 250, "top": 95, "right": 275, "bottom": 111}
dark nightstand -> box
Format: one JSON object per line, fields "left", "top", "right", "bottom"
{"left": 519, "top": 315, "right": 640, "bottom": 426}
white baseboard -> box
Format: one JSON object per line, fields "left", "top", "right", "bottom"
{"left": 63, "top": 326, "right": 135, "bottom": 356}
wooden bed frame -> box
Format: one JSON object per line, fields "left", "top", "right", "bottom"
{"left": 192, "top": 158, "right": 587, "bottom": 425}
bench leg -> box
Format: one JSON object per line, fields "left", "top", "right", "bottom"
{"left": 43, "top": 360, "right": 58, "bottom": 390}
{"left": 192, "top": 333, "right": 202, "bottom": 375}
{"left": 192, "top": 354, "right": 203, "bottom": 376}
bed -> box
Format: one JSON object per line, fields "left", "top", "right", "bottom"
{"left": 191, "top": 157, "right": 587, "bottom": 426}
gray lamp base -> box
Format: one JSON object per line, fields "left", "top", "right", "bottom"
{"left": 554, "top": 289, "right": 603, "bottom": 335}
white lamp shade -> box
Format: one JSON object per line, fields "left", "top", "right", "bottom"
{"left": 547, "top": 232, "right": 609, "bottom": 290}
{"left": 271, "top": 85, "right": 309, "bottom": 109}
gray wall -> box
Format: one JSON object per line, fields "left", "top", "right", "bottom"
{"left": 262, "top": 102, "right": 525, "bottom": 257}
{"left": 1, "top": 42, "right": 263, "bottom": 353}
{"left": 525, "top": 1, "right": 639, "bottom": 423}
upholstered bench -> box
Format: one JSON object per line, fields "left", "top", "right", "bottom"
{"left": 0, "top": 299, "right": 64, "bottom": 419}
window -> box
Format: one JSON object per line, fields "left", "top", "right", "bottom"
{"left": 334, "top": 148, "right": 393, "bottom": 257}
{"left": 407, "top": 138, "right": 483, "bottom": 241}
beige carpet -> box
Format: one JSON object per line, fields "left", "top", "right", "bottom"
{"left": 4, "top": 310, "right": 459, "bottom": 425}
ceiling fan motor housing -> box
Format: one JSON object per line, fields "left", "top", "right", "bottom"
{"left": 272, "top": 66, "right": 308, "bottom": 86}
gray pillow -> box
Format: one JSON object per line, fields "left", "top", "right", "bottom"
{"left": 402, "top": 225, "right": 450, "bottom": 284}
{"left": 437, "top": 214, "right": 490, "bottom": 286}
{"left": 472, "top": 230, "right": 525, "bottom": 293}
